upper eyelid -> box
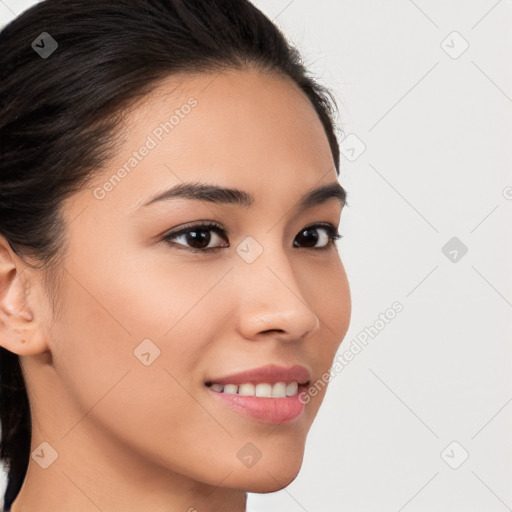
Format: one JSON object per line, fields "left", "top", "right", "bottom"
{"left": 164, "top": 221, "right": 338, "bottom": 238}
{"left": 163, "top": 221, "right": 224, "bottom": 238}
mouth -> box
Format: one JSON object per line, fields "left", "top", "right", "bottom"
{"left": 204, "top": 381, "right": 310, "bottom": 424}
{"left": 204, "top": 363, "right": 311, "bottom": 390}
{"left": 204, "top": 364, "right": 311, "bottom": 424}
{"left": 204, "top": 380, "right": 311, "bottom": 398}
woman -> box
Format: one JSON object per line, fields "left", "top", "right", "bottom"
{"left": 0, "top": 0, "right": 351, "bottom": 510}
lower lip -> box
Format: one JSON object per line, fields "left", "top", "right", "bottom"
{"left": 206, "top": 385, "right": 308, "bottom": 424}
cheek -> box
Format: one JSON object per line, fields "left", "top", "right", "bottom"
{"left": 299, "top": 258, "right": 351, "bottom": 410}
{"left": 50, "top": 252, "right": 212, "bottom": 422}
{"left": 302, "top": 255, "right": 351, "bottom": 347}
{"left": 50, "top": 268, "right": 229, "bottom": 477}
{"left": 324, "top": 262, "right": 351, "bottom": 374}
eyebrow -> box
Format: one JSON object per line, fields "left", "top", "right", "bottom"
{"left": 140, "top": 180, "right": 347, "bottom": 212}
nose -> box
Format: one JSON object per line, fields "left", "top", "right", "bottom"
{"left": 231, "top": 244, "right": 321, "bottom": 343}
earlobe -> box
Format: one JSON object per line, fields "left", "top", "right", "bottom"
{"left": 0, "top": 236, "right": 49, "bottom": 356}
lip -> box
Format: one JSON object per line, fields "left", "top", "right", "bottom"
{"left": 204, "top": 364, "right": 311, "bottom": 386}
{"left": 206, "top": 384, "right": 308, "bottom": 424}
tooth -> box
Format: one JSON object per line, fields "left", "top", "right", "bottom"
{"left": 210, "top": 381, "right": 300, "bottom": 397}
{"left": 238, "top": 383, "right": 256, "bottom": 396}
{"left": 286, "top": 382, "right": 298, "bottom": 396}
{"left": 255, "top": 383, "right": 272, "bottom": 397}
{"left": 272, "top": 382, "right": 287, "bottom": 398}
{"left": 223, "top": 384, "right": 238, "bottom": 394}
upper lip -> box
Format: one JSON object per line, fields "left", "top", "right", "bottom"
{"left": 205, "top": 364, "right": 311, "bottom": 386}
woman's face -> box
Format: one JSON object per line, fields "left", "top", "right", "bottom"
{"left": 20, "top": 68, "right": 350, "bottom": 502}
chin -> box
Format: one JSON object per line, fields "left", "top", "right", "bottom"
{"left": 242, "top": 467, "right": 302, "bottom": 493}
{"left": 231, "top": 452, "right": 304, "bottom": 493}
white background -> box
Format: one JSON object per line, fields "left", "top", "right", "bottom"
{"left": 1, "top": 1, "right": 511, "bottom": 511}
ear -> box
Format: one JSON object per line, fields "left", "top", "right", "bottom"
{"left": 0, "top": 234, "right": 51, "bottom": 356}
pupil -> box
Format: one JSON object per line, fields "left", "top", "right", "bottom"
{"left": 188, "top": 229, "right": 210, "bottom": 249}
{"left": 298, "top": 228, "right": 318, "bottom": 247}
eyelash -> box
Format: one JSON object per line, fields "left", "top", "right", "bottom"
{"left": 161, "top": 221, "right": 343, "bottom": 254}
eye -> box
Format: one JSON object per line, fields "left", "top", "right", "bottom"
{"left": 162, "top": 221, "right": 342, "bottom": 254}
{"left": 293, "top": 223, "right": 342, "bottom": 249}
{"left": 162, "top": 221, "right": 228, "bottom": 253}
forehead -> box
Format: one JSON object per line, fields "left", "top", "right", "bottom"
{"left": 84, "top": 68, "right": 338, "bottom": 215}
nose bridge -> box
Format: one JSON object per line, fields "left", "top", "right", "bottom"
{"left": 231, "top": 234, "right": 320, "bottom": 339}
